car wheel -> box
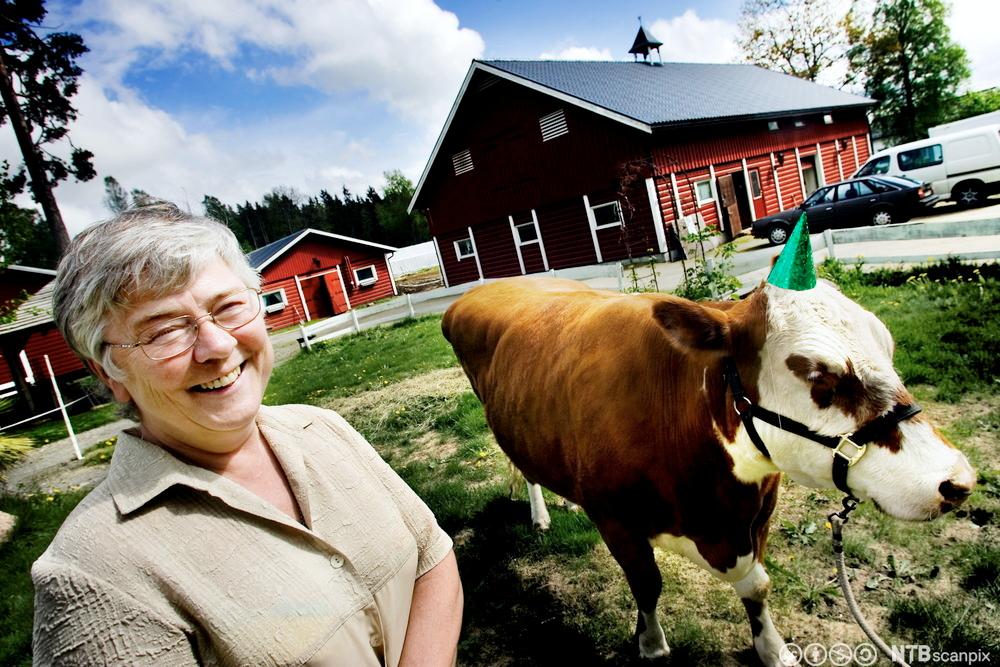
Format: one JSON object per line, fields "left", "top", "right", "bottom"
{"left": 953, "top": 181, "right": 986, "bottom": 208}
{"left": 767, "top": 223, "right": 789, "bottom": 245}
{"left": 872, "top": 209, "right": 893, "bottom": 226}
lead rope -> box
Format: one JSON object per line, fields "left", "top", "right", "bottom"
{"left": 828, "top": 497, "right": 910, "bottom": 667}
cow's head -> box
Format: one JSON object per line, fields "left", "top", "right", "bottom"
{"left": 656, "top": 281, "right": 974, "bottom": 521}
{"left": 755, "top": 280, "right": 975, "bottom": 520}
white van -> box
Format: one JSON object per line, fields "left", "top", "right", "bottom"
{"left": 855, "top": 124, "right": 1000, "bottom": 206}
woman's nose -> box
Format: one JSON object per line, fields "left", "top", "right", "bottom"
{"left": 192, "top": 319, "right": 237, "bottom": 362}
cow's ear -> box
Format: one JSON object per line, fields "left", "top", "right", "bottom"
{"left": 652, "top": 299, "right": 730, "bottom": 352}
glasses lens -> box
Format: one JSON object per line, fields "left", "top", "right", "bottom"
{"left": 213, "top": 288, "right": 261, "bottom": 329}
{"left": 141, "top": 317, "right": 198, "bottom": 360}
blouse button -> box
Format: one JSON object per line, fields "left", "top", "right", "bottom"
{"left": 330, "top": 553, "right": 345, "bottom": 568}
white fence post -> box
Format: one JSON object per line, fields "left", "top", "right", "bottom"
{"left": 824, "top": 229, "right": 836, "bottom": 260}
{"left": 298, "top": 322, "right": 311, "bottom": 351}
{"left": 617, "top": 263, "right": 625, "bottom": 292}
{"left": 44, "top": 354, "right": 81, "bottom": 460}
{"left": 351, "top": 309, "right": 360, "bottom": 333}
{"left": 407, "top": 293, "right": 415, "bottom": 318}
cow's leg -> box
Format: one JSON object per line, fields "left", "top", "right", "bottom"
{"left": 526, "top": 481, "right": 551, "bottom": 530}
{"left": 595, "top": 518, "right": 669, "bottom": 659}
{"left": 732, "top": 561, "right": 793, "bottom": 667}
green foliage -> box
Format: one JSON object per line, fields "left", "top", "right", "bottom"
{"left": 889, "top": 596, "right": 1000, "bottom": 657}
{"left": 202, "top": 170, "right": 430, "bottom": 254}
{"left": 0, "top": 488, "right": 88, "bottom": 666}
{"left": 0, "top": 197, "right": 56, "bottom": 269}
{"left": 819, "top": 259, "right": 1000, "bottom": 400}
{"left": 0, "top": 435, "right": 33, "bottom": 471}
{"left": 82, "top": 437, "right": 116, "bottom": 467}
{"left": 737, "top": 0, "right": 848, "bottom": 82}
{"left": 102, "top": 176, "right": 130, "bottom": 214}
{"left": 846, "top": 0, "right": 970, "bottom": 143}
{"left": 0, "top": 0, "right": 95, "bottom": 202}
{"left": 264, "top": 316, "right": 457, "bottom": 405}
{"left": 673, "top": 226, "right": 741, "bottom": 300}
{"left": 937, "top": 87, "right": 1000, "bottom": 127}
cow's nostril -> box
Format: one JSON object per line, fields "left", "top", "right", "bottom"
{"left": 939, "top": 479, "right": 973, "bottom": 504}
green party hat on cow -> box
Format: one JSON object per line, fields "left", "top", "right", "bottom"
{"left": 767, "top": 212, "right": 816, "bottom": 291}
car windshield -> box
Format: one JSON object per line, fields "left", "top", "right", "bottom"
{"left": 804, "top": 187, "right": 834, "bottom": 206}
{"left": 856, "top": 156, "right": 890, "bottom": 176}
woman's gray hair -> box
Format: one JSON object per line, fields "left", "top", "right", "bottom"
{"left": 53, "top": 202, "right": 260, "bottom": 380}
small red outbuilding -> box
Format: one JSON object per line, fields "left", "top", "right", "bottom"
{"left": 247, "top": 229, "right": 399, "bottom": 330}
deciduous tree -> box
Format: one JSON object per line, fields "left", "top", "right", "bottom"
{"left": 0, "top": 0, "right": 95, "bottom": 256}
{"left": 846, "top": 0, "right": 969, "bottom": 143}
{"left": 737, "top": 0, "right": 848, "bottom": 82}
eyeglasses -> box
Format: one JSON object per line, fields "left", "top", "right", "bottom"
{"left": 104, "top": 288, "right": 263, "bottom": 360}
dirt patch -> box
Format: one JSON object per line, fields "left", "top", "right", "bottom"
{"left": 395, "top": 267, "right": 443, "bottom": 294}
{"left": 0, "top": 510, "right": 15, "bottom": 545}
{"left": 325, "top": 367, "right": 471, "bottom": 418}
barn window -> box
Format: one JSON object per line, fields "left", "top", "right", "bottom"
{"left": 767, "top": 120, "right": 779, "bottom": 131}
{"left": 793, "top": 120, "right": 806, "bottom": 128}
{"left": 454, "top": 238, "right": 475, "bottom": 260}
{"left": 539, "top": 109, "right": 569, "bottom": 142}
{"left": 590, "top": 201, "right": 623, "bottom": 229}
{"left": 452, "top": 149, "right": 474, "bottom": 175}
{"left": 514, "top": 221, "right": 539, "bottom": 245}
{"left": 694, "top": 179, "right": 714, "bottom": 205}
{"left": 261, "top": 289, "right": 287, "bottom": 314}
{"left": 353, "top": 265, "right": 378, "bottom": 287}
{"left": 823, "top": 114, "right": 834, "bottom": 125}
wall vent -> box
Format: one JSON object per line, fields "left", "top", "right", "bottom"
{"left": 452, "top": 149, "right": 474, "bottom": 176}
{"left": 539, "top": 109, "right": 569, "bottom": 142}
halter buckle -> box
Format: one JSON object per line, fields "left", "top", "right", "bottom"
{"left": 834, "top": 436, "right": 867, "bottom": 467}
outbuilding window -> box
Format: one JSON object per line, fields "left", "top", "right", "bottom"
{"left": 514, "top": 221, "right": 539, "bottom": 245}
{"left": 694, "top": 179, "right": 715, "bottom": 205}
{"left": 261, "top": 289, "right": 287, "bottom": 314}
{"left": 353, "top": 265, "right": 377, "bottom": 287}
{"left": 455, "top": 238, "right": 475, "bottom": 260}
{"left": 590, "top": 201, "right": 623, "bottom": 229}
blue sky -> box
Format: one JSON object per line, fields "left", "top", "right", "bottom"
{"left": 2, "top": 0, "right": 996, "bottom": 236}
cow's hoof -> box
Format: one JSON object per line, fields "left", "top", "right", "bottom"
{"left": 638, "top": 642, "right": 670, "bottom": 660}
{"left": 532, "top": 517, "right": 551, "bottom": 531}
{"left": 637, "top": 625, "right": 670, "bottom": 660}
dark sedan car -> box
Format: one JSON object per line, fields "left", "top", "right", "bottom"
{"left": 751, "top": 175, "right": 939, "bottom": 245}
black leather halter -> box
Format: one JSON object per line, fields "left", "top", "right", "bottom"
{"left": 722, "top": 358, "right": 922, "bottom": 496}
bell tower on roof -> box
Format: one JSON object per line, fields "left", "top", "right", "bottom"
{"left": 629, "top": 17, "right": 663, "bottom": 65}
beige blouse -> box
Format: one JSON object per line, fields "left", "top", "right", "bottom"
{"left": 32, "top": 404, "right": 454, "bottom": 666}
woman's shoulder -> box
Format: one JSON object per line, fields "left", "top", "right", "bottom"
{"left": 32, "top": 481, "right": 122, "bottom": 580}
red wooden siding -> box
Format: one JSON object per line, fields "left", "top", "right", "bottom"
{"left": 436, "top": 228, "right": 482, "bottom": 285}
{"left": 535, "top": 199, "right": 602, "bottom": 270}
{"left": 2, "top": 327, "right": 87, "bottom": 385}
{"left": 509, "top": 211, "right": 546, "bottom": 274}
{"left": 471, "top": 219, "right": 522, "bottom": 279}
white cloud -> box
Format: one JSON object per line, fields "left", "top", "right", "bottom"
{"left": 538, "top": 46, "right": 613, "bottom": 61}
{"left": 2, "top": 0, "right": 485, "bottom": 235}
{"left": 649, "top": 10, "right": 739, "bottom": 64}
{"left": 950, "top": 0, "right": 1000, "bottom": 91}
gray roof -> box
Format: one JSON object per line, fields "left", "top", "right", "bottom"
{"left": 0, "top": 281, "right": 55, "bottom": 336}
{"left": 246, "top": 228, "right": 396, "bottom": 273}
{"left": 481, "top": 60, "right": 873, "bottom": 127}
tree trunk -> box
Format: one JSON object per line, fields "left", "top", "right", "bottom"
{"left": 0, "top": 48, "right": 70, "bottom": 257}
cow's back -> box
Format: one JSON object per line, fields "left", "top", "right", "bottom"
{"left": 443, "top": 277, "right": 722, "bottom": 508}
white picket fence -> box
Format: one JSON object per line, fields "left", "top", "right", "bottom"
{"left": 296, "top": 263, "right": 624, "bottom": 349}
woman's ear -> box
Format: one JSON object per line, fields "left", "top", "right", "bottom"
{"left": 86, "top": 359, "right": 132, "bottom": 404}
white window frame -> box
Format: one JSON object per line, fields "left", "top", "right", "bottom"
{"left": 749, "top": 169, "right": 763, "bottom": 199}
{"left": 694, "top": 179, "right": 715, "bottom": 205}
{"left": 514, "top": 220, "right": 540, "bottom": 246}
{"left": 590, "top": 200, "right": 624, "bottom": 230}
{"left": 261, "top": 288, "right": 288, "bottom": 314}
{"left": 454, "top": 237, "right": 475, "bottom": 260}
{"left": 353, "top": 264, "right": 378, "bottom": 287}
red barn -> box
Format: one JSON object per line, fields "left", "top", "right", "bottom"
{"left": 247, "top": 228, "right": 398, "bottom": 330}
{"left": 0, "top": 266, "right": 86, "bottom": 411}
{"left": 409, "top": 54, "right": 875, "bottom": 287}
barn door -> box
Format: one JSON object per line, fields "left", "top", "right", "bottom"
{"left": 716, "top": 173, "right": 744, "bottom": 236}
{"left": 323, "top": 271, "right": 349, "bottom": 314}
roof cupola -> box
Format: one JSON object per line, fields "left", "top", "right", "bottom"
{"left": 629, "top": 18, "right": 663, "bottom": 65}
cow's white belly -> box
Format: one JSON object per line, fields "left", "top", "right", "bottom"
{"left": 650, "top": 533, "right": 756, "bottom": 582}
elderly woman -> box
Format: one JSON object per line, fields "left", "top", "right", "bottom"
{"left": 32, "top": 204, "right": 463, "bottom": 666}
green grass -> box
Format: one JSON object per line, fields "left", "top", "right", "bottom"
{"left": 3, "top": 269, "right": 999, "bottom": 665}
{"left": 6, "top": 403, "right": 119, "bottom": 447}
{"left": 820, "top": 259, "right": 1000, "bottom": 400}
{"left": 0, "top": 436, "right": 33, "bottom": 471}
{"left": 81, "top": 437, "right": 117, "bottom": 467}
{"left": 264, "top": 316, "right": 458, "bottom": 406}
{"left": 0, "top": 489, "right": 88, "bottom": 667}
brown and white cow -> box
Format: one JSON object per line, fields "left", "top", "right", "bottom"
{"left": 442, "top": 276, "right": 975, "bottom": 666}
